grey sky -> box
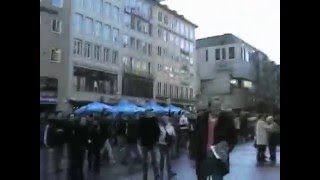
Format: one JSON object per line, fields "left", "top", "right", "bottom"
{"left": 162, "top": 0, "right": 280, "bottom": 64}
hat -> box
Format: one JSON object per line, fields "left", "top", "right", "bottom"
{"left": 266, "top": 116, "right": 274, "bottom": 123}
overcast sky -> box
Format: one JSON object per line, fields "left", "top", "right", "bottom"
{"left": 162, "top": 0, "right": 280, "bottom": 64}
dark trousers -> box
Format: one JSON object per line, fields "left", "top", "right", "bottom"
{"left": 142, "top": 146, "right": 159, "bottom": 180}
{"left": 88, "top": 149, "right": 101, "bottom": 173}
{"left": 53, "top": 145, "right": 64, "bottom": 173}
{"left": 268, "top": 144, "right": 277, "bottom": 161}
{"left": 256, "top": 145, "right": 267, "bottom": 162}
{"left": 197, "top": 175, "right": 223, "bottom": 180}
{"left": 159, "top": 144, "right": 172, "bottom": 173}
{"left": 68, "top": 148, "right": 85, "bottom": 180}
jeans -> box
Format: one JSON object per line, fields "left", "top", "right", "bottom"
{"left": 257, "top": 145, "right": 267, "bottom": 162}
{"left": 268, "top": 144, "right": 277, "bottom": 161}
{"left": 123, "top": 143, "right": 142, "bottom": 163}
{"left": 67, "top": 147, "right": 85, "bottom": 180}
{"left": 159, "top": 144, "right": 173, "bottom": 173}
{"left": 88, "top": 149, "right": 101, "bottom": 173}
{"left": 53, "top": 146, "right": 64, "bottom": 173}
{"left": 142, "top": 146, "right": 160, "bottom": 180}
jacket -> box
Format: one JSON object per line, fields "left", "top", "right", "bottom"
{"left": 255, "top": 119, "right": 273, "bottom": 145}
{"left": 158, "top": 123, "right": 176, "bottom": 145}
{"left": 138, "top": 117, "right": 160, "bottom": 148}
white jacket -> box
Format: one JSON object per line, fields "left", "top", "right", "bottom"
{"left": 159, "top": 123, "right": 176, "bottom": 145}
{"left": 255, "top": 119, "right": 273, "bottom": 145}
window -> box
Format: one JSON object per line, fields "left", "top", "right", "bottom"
{"left": 158, "top": 28, "right": 163, "bottom": 38}
{"left": 163, "top": 83, "right": 167, "bottom": 96}
{"left": 190, "top": 88, "right": 193, "bottom": 99}
{"left": 158, "top": 11, "right": 162, "bottom": 22}
{"left": 112, "top": 28, "right": 119, "bottom": 42}
{"left": 164, "top": 15, "right": 168, "bottom": 25}
{"left": 169, "top": 85, "right": 173, "bottom": 97}
{"left": 73, "top": 39, "right": 83, "bottom": 55}
{"left": 215, "top": 49, "right": 220, "bottom": 60}
{"left": 157, "top": 46, "right": 162, "bottom": 56}
{"left": 103, "top": 2, "right": 111, "bottom": 17}
{"left": 73, "top": 13, "right": 83, "bottom": 33}
{"left": 94, "top": 0, "right": 103, "bottom": 14}
{"left": 94, "top": 21, "right": 102, "bottom": 37}
{"left": 245, "top": 49, "right": 250, "bottom": 62}
{"left": 175, "top": 36, "right": 179, "bottom": 47}
{"left": 94, "top": 45, "right": 101, "bottom": 60}
{"left": 124, "top": 14, "right": 131, "bottom": 28}
{"left": 157, "top": 64, "right": 161, "bottom": 71}
{"left": 157, "top": 82, "right": 162, "bottom": 96}
{"left": 148, "top": 62, "right": 151, "bottom": 74}
{"left": 170, "top": 33, "right": 174, "bottom": 42}
{"left": 103, "top": 47, "right": 110, "bottom": 62}
{"left": 205, "top": 49, "right": 208, "bottom": 61}
{"left": 242, "top": 80, "right": 253, "bottom": 89}
{"left": 103, "top": 24, "right": 111, "bottom": 40}
{"left": 175, "top": 86, "right": 179, "bottom": 98}
{"left": 123, "top": 35, "right": 129, "bottom": 47}
{"left": 84, "top": 0, "right": 93, "bottom": 10}
{"left": 180, "top": 23, "right": 185, "bottom": 35}
{"left": 166, "top": 32, "right": 170, "bottom": 42}
{"left": 180, "top": 38, "right": 184, "bottom": 49}
{"left": 180, "top": 87, "right": 184, "bottom": 98}
{"left": 185, "top": 87, "right": 188, "bottom": 99}
{"left": 85, "top": 17, "right": 93, "bottom": 35}
{"left": 142, "top": 42, "right": 147, "bottom": 54}
{"left": 52, "top": 0, "right": 63, "bottom": 8}
{"left": 84, "top": 42, "right": 91, "bottom": 58}
{"left": 222, "top": 48, "right": 226, "bottom": 60}
{"left": 112, "top": 50, "right": 118, "bottom": 63}
{"left": 148, "top": 44, "right": 152, "bottom": 56}
{"left": 75, "top": 0, "right": 83, "bottom": 9}
{"left": 136, "top": 39, "right": 141, "bottom": 50}
{"left": 163, "top": 30, "right": 167, "bottom": 41}
{"left": 229, "top": 47, "right": 235, "bottom": 59}
{"left": 50, "top": 48, "right": 61, "bottom": 62}
{"left": 52, "top": 19, "right": 62, "bottom": 33}
{"left": 112, "top": 6, "right": 120, "bottom": 22}
{"left": 190, "top": 43, "right": 194, "bottom": 53}
{"left": 130, "top": 37, "right": 135, "bottom": 49}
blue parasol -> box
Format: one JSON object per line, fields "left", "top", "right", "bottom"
{"left": 143, "top": 101, "right": 167, "bottom": 115}
{"left": 110, "top": 99, "right": 146, "bottom": 115}
{"left": 74, "top": 102, "right": 113, "bottom": 116}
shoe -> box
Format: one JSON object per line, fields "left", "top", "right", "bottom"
{"left": 168, "top": 171, "right": 177, "bottom": 178}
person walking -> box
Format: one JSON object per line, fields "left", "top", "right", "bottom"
{"left": 195, "top": 109, "right": 237, "bottom": 180}
{"left": 66, "top": 117, "right": 88, "bottom": 180}
{"left": 87, "top": 119, "right": 105, "bottom": 175}
{"left": 266, "top": 116, "right": 280, "bottom": 163}
{"left": 255, "top": 115, "right": 274, "bottom": 163}
{"left": 158, "top": 115, "right": 177, "bottom": 179}
{"left": 138, "top": 113, "right": 161, "bottom": 180}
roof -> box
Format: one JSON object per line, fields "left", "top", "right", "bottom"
{"left": 149, "top": 0, "right": 198, "bottom": 28}
{"left": 196, "top": 33, "right": 258, "bottom": 50}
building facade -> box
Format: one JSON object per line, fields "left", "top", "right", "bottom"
{"left": 40, "top": 0, "right": 198, "bottom": 113}
{"left": 196, "top": 33, "right": 278, "bottom": 111}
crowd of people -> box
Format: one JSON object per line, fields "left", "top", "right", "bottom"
{"left": 40, "top": 111, "right": 196, "bottom": 180}
{"left": 40, "top": 108, "right": 280, "bottom": 180}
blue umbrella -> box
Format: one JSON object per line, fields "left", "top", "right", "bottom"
{"left": 164, "top": 105, "right": 184, "bottom": 113}
{"left": 74, "top": 102, "right": 113, "bottom": 116}
{"left": 143, "top": 101, "right": 167, "bottom": 115}
{"left": 111, "top": 99, "right": 146, "bottom": 115}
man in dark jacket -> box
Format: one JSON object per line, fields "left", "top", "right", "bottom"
{"left": 138, "top": 115, "right": 161, "bottom": 180}
{"left": 45, "top": 115, "right": 66, "bottom": 174}
{"left": 66, "top": 117, "right": 88, "bottom": 180}
{"left": 87, "top": 119, "right": 105, "bottom": 174}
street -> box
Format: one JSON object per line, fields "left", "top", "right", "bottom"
{"left": 40, "top": 143, "right": 280, "bottom": 180}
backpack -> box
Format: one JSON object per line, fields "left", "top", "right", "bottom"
{"left": 165, "top": 131, "right": 173, "bottom": 147}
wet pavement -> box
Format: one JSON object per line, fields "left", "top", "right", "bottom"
{"left": 40, "top": 143, "right": 280, "bottom": 180}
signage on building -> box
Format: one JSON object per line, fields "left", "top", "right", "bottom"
{"left": 40, "top": 77, "right": 58, "bottom": 104}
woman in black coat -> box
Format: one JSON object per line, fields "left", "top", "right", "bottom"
{"left": 195, "top": 111, "right": 237, "bottom": 180}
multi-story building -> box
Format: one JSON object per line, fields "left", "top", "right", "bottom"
{"left": 40, "top": 0, "right": 198, "bottom": 113}
{"left": 40, "top": 0, "right": 71, "bottom": 112}
{"left": 196, "top": 33, "right": 262, "bottom": 110}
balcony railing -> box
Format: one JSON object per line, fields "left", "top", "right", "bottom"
{"left": 123, "top": 66, "right": 154, "bottom": 79}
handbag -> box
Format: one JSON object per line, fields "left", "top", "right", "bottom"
{"left": 198, "top": 149, "right": 229, "bottom": 178}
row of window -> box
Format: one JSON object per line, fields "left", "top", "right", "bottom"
{"left": 73, "top": 13, "right": 120, "bottom": 43}
{"left": 157, "top": 64, "right": 190, "bottom": 78}
{"left": 205, "top": 47, "right": 235, "bottom": 61}
{"left": 158, "top": 27, "right": 194, "bottom": 53}
{"left": 157, "top": 46, "right": 194, "bottom": 65}
{"left": 230, "top": 79, "right": 253, "bottom": 89}
{"left": 73, "top": 39, "right": 118, "bottom": 64}
{"left": 124, "top": 14, "right": 152, "bottom": 36}
{"left": 124, "top": 0, "right": 152, "bottom": 20}
{"left": 73, "top": 66, "right": 118, "bottom": 94}
{"left": 158, "top": 11, "right": 195, "bottom": 40}
{"left": 123, "top": 35, "right": 152, "bottom": 56}
{"left": 40, "top": 16, "right": 63, "bottom": 33}
{"left": 157, "top": 82, "right": 194, "bottom": 100}
{"left": 123, "top": 56, "right": 152, "bottom": 74}
{"left": 75, "top": 0, "right": 121, "bottom": 22}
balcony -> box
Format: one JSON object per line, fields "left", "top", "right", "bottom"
{"left": 123, "top": 66, "right": 154, "bottom": 79}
